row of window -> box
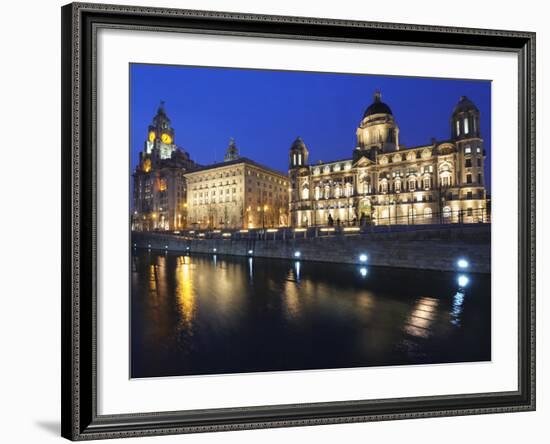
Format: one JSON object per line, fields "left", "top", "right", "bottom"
{"left": 464, "top": 157, "right": 482, "bottom": 168}
{"left": 312, "top": 162, "right": 353, "bottom": 175}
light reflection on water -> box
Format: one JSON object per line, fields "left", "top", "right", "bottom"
{"left": 131, "top": 251, "right": 491, "bottom": 378}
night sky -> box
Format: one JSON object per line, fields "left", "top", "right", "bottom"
{"left": 130, "top": 64, "right": 491, "bottom": 190}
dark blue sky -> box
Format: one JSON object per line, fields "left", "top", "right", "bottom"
{"left": 130, "top": 64, "right": 491, "bottom": 189}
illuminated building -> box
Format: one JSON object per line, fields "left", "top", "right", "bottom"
{"left": 289, "top": 92, "right": 489, "bottom": 227}
{"left": 185, "top": 140, "right": 290, "bottom": 229}
{"left": 132, "top": 102, "right": 199, "bottom": 231}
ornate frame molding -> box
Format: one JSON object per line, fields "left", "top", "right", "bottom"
{"left": 61, "top": 2, "right": 535, "bottom": 440}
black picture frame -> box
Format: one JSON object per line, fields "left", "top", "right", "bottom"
{"left": 61, "top": 2, "right": 536, "bottom": 440}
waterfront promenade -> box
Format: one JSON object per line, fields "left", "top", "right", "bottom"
{"left": 132, "top": 223, "right": 491, "bottom": 273}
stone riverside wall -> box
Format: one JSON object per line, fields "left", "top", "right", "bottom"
{"left": 132, "top": 225, "right": 491, "bottom": 273}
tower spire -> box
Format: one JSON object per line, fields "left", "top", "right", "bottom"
{"left": 224, "top": 138, "right": 240, "bottom": 162}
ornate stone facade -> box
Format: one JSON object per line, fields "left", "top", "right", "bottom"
{"left": 132, "top": 103, "right": 199, "bottom": 231}
{"left": 185, "top": 141, "right": 290, "bottom": 230}
{"left": 289, "top": 92, "right": 489, "bottom": 227}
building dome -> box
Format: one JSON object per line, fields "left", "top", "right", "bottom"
{"left": 452, "top": 96, "right": 479, "bottom": 115}
{"left": 363, "top": 91, "right": 393, "bottom": 118}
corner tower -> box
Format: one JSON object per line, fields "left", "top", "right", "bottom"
{"left": 288, "top": 137, "right": 310, "bottom": 227}
{"left": 451, "top": 96, "right": 480, "bottom": 139}
{"left": 450, "top": 96, "right": 485, "bottom": 190}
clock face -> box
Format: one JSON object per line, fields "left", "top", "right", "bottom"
{"left": 161, "top": 133, "right": 172, "bottom": 144}
{"left": 148, "top": 131, "right": 155, "bottom": 142}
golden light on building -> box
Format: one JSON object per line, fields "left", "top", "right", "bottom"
{"left": 142, "top": 158, "right": 152, "bottom": 173}
{"left": 288, "top": 92, "right": 489, "bottom": 228}
{"left": 184, "top": 154, "right": 289, "bottom": 230}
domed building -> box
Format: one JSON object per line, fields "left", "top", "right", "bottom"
{"left": 289, "top": 91, "right": 489, "bottom": 227}
{"left": 355, "top": 91, "right": 400, "bottom": 154}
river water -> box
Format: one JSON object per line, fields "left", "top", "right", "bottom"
{"left": 131, "top": 250, "right": 490, "bottom": 378}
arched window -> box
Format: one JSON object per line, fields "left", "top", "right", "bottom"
{"left": 408, "top": 177, "right": 416, "bottom": 191}
{"left": 423, "top": 176, "right": 431, "bottom": 189}
{"left": 423, "top": 207, "right": 433, "bottom": 219}
{"left": 324, "top": 185, "right": 331, "bottom": 199}
{"left": 380, "top": 180, "right": 388, "bottom": 194}
{"left": 456, "top": 120, "right": 460, "bottom": 136}
{"left": 464, "top": 117, "right": 469, "bottom": 134}
{"left": 345, "top": 182, "right": 353, "bottom": 197}
{"left": 334, "top": 186, "right": 341, "bottom": 198}
{"left": 302, "top": 186, "right": 309, "bottom": 200}
{"left": 314, "top": 186, "right": 321, "bottom": 200}
{"left": 443, "top": 206, "right": 451, "bottom": 218}
{"left": 395, "top": 179, "right": 401, "bottom": 192}
{"left": 440, "top": 172, "right": 452, "bottom": 187}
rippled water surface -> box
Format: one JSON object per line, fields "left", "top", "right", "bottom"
{"left": 131, "top": 250, "right": 491, "bottom": 378}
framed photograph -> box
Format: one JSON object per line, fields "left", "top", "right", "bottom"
{"left": 61, "top": 2, "right": 536, "bottom": 440}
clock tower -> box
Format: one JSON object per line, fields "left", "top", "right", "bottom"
{"left": 145, "top": 100, "right": 177, "bottom": 160}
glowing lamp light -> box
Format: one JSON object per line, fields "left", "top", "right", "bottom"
{"left": 359, "top": 254, "right": 368, "bottom": 263}
{"left": 457, "top": 275, "right": 470, "bottom": 288}
{"left": 213, "top": 248, "right": 217, "bottom": 253}
{"left": 248, "top": 250, "right": 254, "bottom": 255}
{"left": 165, "top": 245, "right": 168, "bottom": 249}
{"left": 186, "top": 246, "right": 190, "bottom": 250}
{"left": 457, "top": 258, "right": 469, "bottom": 269}
{"left": 294, "top": 251, "right": 301, "bottom": 258}
{"left": 359, "top": 267, "right": 368, "bottom": 278}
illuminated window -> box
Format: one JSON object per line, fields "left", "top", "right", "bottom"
{"left": 158, "top": 178, "right": 167, "bottom": 192}
{"left": 302, "top": 187, "right": 309, "bottom": 200}
{"left": 465, "top": 146, "right": 471, "bottom": 154}
{"left": 440, "top": 172, "right": 452, "bottom": 187}
{"left": 464, "top": 117, "right": 469, "bottom": 134}
{"left": 395, "top": 179, "right": 401, "bottom": 192}
{"left": 142, "top": 158, "right": 152, "bottom": 173}
{"left": 456, "top": 120, "right": 460, "bottom": 135}
{"left": 408, "top": 178, "right": 416, "bottom": 191}
{"left": 424, "top": 207, "right": 433, "bottom": 219}
{"left": 423, "top": 176, "right": 431, "bottom": 189}
{"left": 443, "top": 206, "right": 451, "bottom": 218}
